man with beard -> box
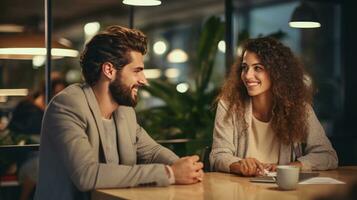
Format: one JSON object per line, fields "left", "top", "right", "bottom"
{"left": 35, "top": 25, "right": 204, "bottom": 200}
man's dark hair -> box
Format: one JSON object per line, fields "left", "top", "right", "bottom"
{"left": 80, "top": 25, "right": 147, "bottom": 86}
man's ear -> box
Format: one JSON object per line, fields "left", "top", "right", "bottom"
{"left": 101, "top": 62, "right": 116, "bottom": 80}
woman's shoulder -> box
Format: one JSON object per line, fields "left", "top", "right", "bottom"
{"left": 217, "top": 99, "right": 229, "bottom": 110}
{"left": 303, "top": 103, "right": 315, "bottom": 115}
{"left": 217, "top": 98, "right": 251, "bottom": 112}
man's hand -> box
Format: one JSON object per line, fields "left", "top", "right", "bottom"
{"left": 230, "top": 158, "right": 264, "bottom": 177}
{"left": 171, "top": 155, "right": 204, "bottom": 184}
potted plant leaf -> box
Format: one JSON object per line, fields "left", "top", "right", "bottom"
{"left": 137, "top": 16, "right": 224, "bottom": 156}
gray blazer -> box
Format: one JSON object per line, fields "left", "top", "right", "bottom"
{"left": 210, "top": 100, "right": 338, "bottom": 173}
{"left": 35, "top": 83, "right": 179, "bottom": 200}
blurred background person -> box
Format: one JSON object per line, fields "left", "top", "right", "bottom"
{"left": 7, "top": 77, "right": 67, "bottom": 200}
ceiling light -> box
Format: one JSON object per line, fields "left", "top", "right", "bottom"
{"left": 165, "top": 68, "right": 180, "bottom": 79}
{"left": 122, "top": 0, "right": 161, "bottom": 6}
{"left": 289, "top": 21, "right": 321, "bottom": 28}
{"left": 0, "top": 89, "right": 29, "bottom": 96}
{"left": 65, "top": 69, "right": 82, "bottom": 83}
{"left": 84, "top": 22, "right": 101, "bottom": 35}
{"left": 237, "top": 46, "right": 243, "bottom": 57}
{"left": 0, "top": 24, "right": 24, "bottom": 33}
{"left": 176, "top": 83, "right": 189, "bottom": 93}
{"left": 218, "top": 40, "right": 226, "bottom": 53}
{"left": 167, "top": 49, "right": 188, "bottom": 63}
{"left": 0, "top": 34, "right": 79, "bottom": 59}
{"left": 143, "top": 69, "right": 162, "bottom": 79}
{"left": 33, "top": 55, "right": 46, "bottom": 68}
{"left": 153, "top": 40, "right": 167, "bottom": 55}
{"left": 289, "top": 2, "right": 321, "bottom": 29}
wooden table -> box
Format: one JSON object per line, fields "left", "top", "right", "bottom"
{"left": 92, "top": 166, "right": 357, "bottom": 200}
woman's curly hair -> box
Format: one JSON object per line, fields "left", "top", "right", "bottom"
{"left": 218, "top": 37, "right": 313, "bottom": 144}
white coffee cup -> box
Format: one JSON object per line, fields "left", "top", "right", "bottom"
{"left": 276, "top": 165, "right": 300, "bottom": 190}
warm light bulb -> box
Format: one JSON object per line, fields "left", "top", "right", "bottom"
{"left": 218, "top": 40, "right": 226, "bottom": 53}
{"left": 0, "top": 89, "right": 29, "bottom": 96}
{"left": 84, "top": 22, "right": 101, "bottom": 35}
{"left": 289, "top": 21, "right": 321, "bottom": 28}
{"left": 165, "top": 68, "right": 180, "bottom": 79}
{"left": 153, "top": 41, "right": 167, "bottom": 55}
{"left": 122, "top": 0, "right": 161, "bottom": 6}
{"left": 0, "top": 48, "right": 79, "bottom": 58}
{"left": 167, "top": 49, "right": 188, "bottom": 63}
{"left": 143, "top": 69, "right": 162, "bottom": 79}
{"left": 176, "top": 83, "right": 189, "bottom": 93}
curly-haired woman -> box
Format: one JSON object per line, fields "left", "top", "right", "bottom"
{"left": 210, "top": 37, "right": 338, "bottom": 176}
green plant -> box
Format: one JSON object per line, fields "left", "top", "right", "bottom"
{"left": 137, "top": 16, "right": 224, "bottom": 154}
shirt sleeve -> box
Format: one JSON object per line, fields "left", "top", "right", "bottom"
{"left": 135, "top": 123, "right": 179, "bottom": 165}
{"left": 210, "top": 100, "right": 241, "bottom": 172}
{"left": 165, "top": 165, "right": 175, "bottom": 184}
{"left": 296, "top": 105, "right": 338, "bottom": 170}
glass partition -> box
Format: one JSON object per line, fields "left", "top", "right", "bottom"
{"left": 233, "top": 0, "right": 342, "bottom": 137}
{"left": 0, "top": 0, "right": 344, "bottom": 162}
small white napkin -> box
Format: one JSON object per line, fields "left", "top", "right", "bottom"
{"left": 299, "top": 177, "right": 345, "bottom": 184}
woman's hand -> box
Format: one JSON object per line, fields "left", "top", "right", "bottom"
{"left": 263, "top": 162, "right": 302, "bottom": 173}
{"left": 288, "top": 161, "right": 303, "bottom": 168}
{"left": 263, "top": 163, "right": 277, "bottom": 172}
{"left": 230, "top": 158, "right": 265, "bottom": 176}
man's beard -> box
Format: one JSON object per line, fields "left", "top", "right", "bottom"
{"left": 109, "top": 74, "right": 138, "bottom": 107}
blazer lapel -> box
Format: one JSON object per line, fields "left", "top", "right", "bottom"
{"left": 113, "top": 107, "right": 136, "bottom": 165}
{"left": 82, "top": 84, "right": 109, "bottom": 162}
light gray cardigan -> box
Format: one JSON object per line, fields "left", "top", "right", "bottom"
{"left": 210, "top": 100, "right": 338, "bottom": 172}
